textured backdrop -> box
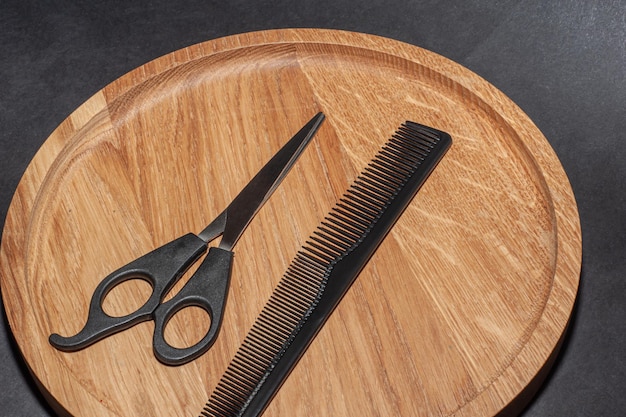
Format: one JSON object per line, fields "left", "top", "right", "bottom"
{"left": 1, "top": 1, "right": 625, "bottom": 416}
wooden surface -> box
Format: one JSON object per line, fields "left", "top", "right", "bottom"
{"left": 0, "top": 29, "right": 581, "bottom": 417}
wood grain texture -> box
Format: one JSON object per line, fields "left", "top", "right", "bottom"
{"left": 0, "top": 29, "right": 581, "bottom": 417}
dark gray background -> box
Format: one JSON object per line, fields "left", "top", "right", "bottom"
{"left": 1, "top": 1, "right": 624, "bottom": 416}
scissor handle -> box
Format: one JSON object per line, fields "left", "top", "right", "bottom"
{"left": 49, "top": 234, "right": 207, "bottom": 351}
{"left": 152, "top": 246, "right": 233, "bottom": 365}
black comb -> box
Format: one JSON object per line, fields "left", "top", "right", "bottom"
{"left": 199, "top": 121, "right": 451, "bottom": 417}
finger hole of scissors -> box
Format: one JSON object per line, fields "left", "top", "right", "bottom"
{"left": 101, "top": 277, "right": 153, "bottom": 318}
{"left": 162, "top": 306, "right": 211, "bottom": 350}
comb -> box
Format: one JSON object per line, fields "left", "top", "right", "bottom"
{"left": 200, "top": 121, "right": 451, "bottom": 417}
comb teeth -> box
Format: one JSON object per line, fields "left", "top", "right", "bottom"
{"left": 200, "top": 121, "right": 450, "bottom": 417}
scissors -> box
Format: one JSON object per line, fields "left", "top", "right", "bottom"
{"left": 49, "top": 112, "right": 325, "bottom": 366}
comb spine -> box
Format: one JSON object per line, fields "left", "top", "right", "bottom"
{"left": 238, "top": 125, "right": 450, "bottom": 417}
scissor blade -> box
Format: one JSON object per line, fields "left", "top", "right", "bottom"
{"left": 203, "top": 112, "right": 325, "bottom": 250}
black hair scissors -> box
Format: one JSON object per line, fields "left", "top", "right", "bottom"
{"left": 49, "top": 112, "right": 325, "bottom": 366}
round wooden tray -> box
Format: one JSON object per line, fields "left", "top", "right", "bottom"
{"left": 0, "top": 29, "right": 581, "bottom": 417}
